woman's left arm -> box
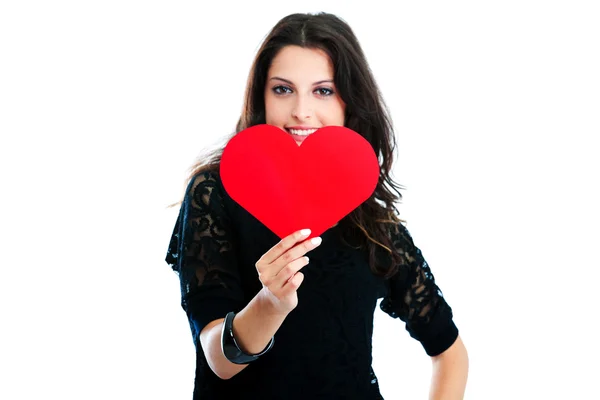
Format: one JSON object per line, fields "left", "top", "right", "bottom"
{"left": 429, "top": 335, "right": 469, "bottom": 400}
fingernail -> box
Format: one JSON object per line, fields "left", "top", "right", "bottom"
{"left": 300, "top": 229, "right": 311, "bottom": 236}
{"left": 311, "top": 237, "right": 322, "bottom": 245}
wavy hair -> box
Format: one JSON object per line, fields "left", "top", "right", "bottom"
{"left": 172, "top": 12, "right": 406, "bottom": 278}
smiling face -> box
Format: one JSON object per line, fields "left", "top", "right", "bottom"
{"left": 264, "top": 45, "right": 346, "bottom": 146}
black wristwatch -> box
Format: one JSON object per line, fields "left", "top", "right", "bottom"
{"left": 221, "top": 311, "right": 275, "bottom": 364}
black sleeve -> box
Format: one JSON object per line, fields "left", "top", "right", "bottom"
{"left": 379, "top": 223, "right": 459, "bottom": 356}
{"left": 165, "top": 169, "right": 245, "bottom": 347}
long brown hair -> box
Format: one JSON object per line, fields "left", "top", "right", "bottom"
{"left": 172, "top": 12, "right": 406, "bottom": 278}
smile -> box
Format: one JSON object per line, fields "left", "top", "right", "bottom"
{"left": 286, "top": 128, "right": 317, "bottom": 136}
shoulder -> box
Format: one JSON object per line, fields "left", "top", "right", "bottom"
{"left": 389, "top": 221, "right": 417, "bottom": 253}
{"left": 189, "top": 163, "right": 221, "bottom": 186}
{"left": 179, "top": 164, "right": 229, "bottom": 216}
{"left": 389, "top": 219, "right": 412, "bottom": 240}
{"left": 185, "top": 164, "right": 223, "bottom": 198}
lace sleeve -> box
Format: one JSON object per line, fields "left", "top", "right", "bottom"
{"left": 165, "top": 169, "right": 245, "bottom": 346}
{"left": 379, "top": 223, "right": 459, "bottom": 356}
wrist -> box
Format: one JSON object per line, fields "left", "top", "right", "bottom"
{"left": 229, "top": 291, "right": 288, "bottom": 355}
{"left": 256, "top": 287, "right": 292, "bottom": 317}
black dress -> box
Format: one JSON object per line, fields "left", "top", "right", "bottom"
{"left": 165, "top": 168, "right": 459, "bottom": 400}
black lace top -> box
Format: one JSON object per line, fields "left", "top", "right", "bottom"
{"left": 165, "top": 169, "right": 459, "bottom": 400}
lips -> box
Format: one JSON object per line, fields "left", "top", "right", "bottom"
{"left": 285, "top": 128, "right": 318, "bottom": 136}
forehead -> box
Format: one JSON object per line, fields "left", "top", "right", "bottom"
{"left": 267, "top": 46, "right": 334, "bottom": 80}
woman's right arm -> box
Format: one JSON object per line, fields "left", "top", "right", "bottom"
{"left": 199, "top": 290, "right": 288, "bottom": 379}
{"left": 200, "top": 228, "right": 322, "bottom": 380}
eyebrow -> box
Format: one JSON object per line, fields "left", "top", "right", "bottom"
{"left": 269, "top": 76, "right": 334, "bottom": 86}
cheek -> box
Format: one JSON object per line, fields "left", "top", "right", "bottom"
{"left": 264, "top": 95, "right": 284, "bottom": 125}
{"left": 321, "top": 102, "right": 346, "bottom": 125}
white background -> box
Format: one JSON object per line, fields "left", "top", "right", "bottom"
{"left": 1, "top": 1, "right": 598, "bottom": 399}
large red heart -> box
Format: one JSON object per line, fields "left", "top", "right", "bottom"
{"left": 220, "top": 124, "right": 379, "bottom": 239}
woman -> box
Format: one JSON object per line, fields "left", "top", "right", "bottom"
{"left": 166, "top": 12, "right": 468, "bottom": 399}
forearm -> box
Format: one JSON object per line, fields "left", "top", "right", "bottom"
{"left": 429, "top": 335, "right": 469, "bottom": 400}
{"left": 199, "top": 288, "right": 288, "bottom": 380}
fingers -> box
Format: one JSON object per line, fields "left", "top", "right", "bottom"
{"left": 255, "top": 229, "right": 321, "bottom": 301}
{"left": 256, "top": 229, "right": 321, "bottom": 279}
{"left": 279, "top": 271, "right": 304, "bottom": 298}
{"left": 277, "top": 235, "right": 321, "bottom": 269}
{"left": 258, "top": 236, "right": 321, "bottom": 280}
{"left": 271, "top": 255, "right": 310, "bottom": 289}
{"left": 258, "top": 250, "right": 310, "bottom": 289}
{"left": 258, "top": 229, "right": 312, "bottom": 266}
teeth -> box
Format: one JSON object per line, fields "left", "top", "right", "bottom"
{"left": 288, "top": 128, "right": 317, "bottom": 136}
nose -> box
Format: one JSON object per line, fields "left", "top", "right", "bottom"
{"left": 291, "top": 95, "right": 312, "bottom": 120}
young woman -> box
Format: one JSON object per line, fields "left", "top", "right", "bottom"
{"left": 166, "top": 12, "right": 468, "bottom": 399}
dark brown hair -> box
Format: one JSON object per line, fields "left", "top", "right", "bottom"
{"left": 173, "top": 12, "right": 406, "bottom": 278}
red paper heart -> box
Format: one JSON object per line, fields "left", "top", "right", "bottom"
{"left": 220, "top": 124, "right": 379, "bottom": 239}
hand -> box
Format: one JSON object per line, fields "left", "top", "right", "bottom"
{"left": 255, "top": 229, "right": 322, "bottom": 315}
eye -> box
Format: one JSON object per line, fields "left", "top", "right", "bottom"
{"left": 273, "top": 85, "right": 292, "bottom": 95}
{"left": 315, "top": 87, "right": 334, "bottom": 96}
